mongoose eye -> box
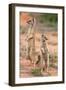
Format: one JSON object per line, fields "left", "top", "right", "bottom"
{"left": 27, "top": 20, "right": 32, "bottom": 24}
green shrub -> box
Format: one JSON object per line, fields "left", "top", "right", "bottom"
{"left": 31, "top": 68, "right": 42, "bottom": 76}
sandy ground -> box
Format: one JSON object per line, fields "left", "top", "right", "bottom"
{"left": 20, "top": 59, "right": 57, "bottom": 78}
